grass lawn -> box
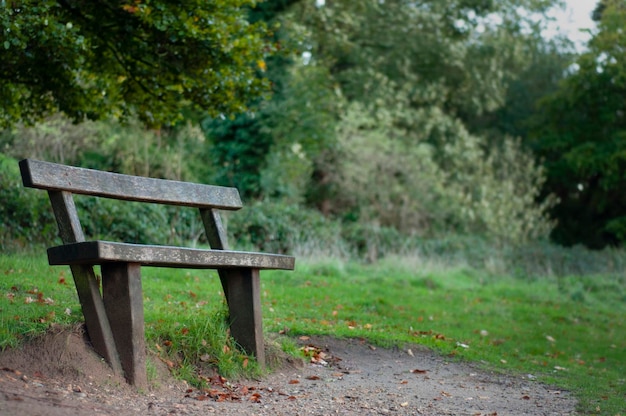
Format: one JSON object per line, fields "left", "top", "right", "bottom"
{"left": 1, "top": 252, "right": 624, "bottom": 415}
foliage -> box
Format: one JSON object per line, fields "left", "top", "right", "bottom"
{"left": 227, "top": 200, "right": 346, "bottom": 256}
{"left": 201, "top": 114, "right": 275, "bottom": 199}
{"left": 0, "top": 153, "right": 57, "bottom": 250}
{"left": 1, "top": 113, "right": 211, "bottom": 182}
{"left": 332, "top": 100, "right": 555, "bottom": 245}
{"left": 0, "top": 0, "right": 272, "bottom": 127}
{"left": 530, "top": 0, "right": 626, "bottom": 248}
{"left": 202, "top": 10, "right": 339, "bottom": 203}
{"left": 267, "top": 0, "right": 559, "bottom": 243}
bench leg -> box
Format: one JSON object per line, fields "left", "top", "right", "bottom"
{"left": 101, "top": 263, "right": 148, "bottom": 389}
{"left": 69, "top": 264, "right": 123, "bottom": 376}
{"left": 223, "top": 268, "right": 265, "bottom": 368}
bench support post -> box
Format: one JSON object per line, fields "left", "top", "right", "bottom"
{"left": 47, "top": 190, "right": 123, "bottom": 376}
{"left": 223, "top": 268, "right": 265, "bottom": 368}
{"left": 69, "top": 264, "right": 123, "bottom": 375}
{"left": 101, "top": 263, "right": 147, "bottom": 389}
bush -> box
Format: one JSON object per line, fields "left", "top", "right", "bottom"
{"left": 227, "top": 201, "right": 346, "bottom": 257}
{"left": 0, "top": 153, "right": 56, "bottom": 249}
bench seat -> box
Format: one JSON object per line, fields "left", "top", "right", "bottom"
{"left": 48, "top": 241, "right": 295, "bottom": 270}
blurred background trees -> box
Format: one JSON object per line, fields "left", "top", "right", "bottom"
{"left": 2, "top": 0, "right": 623, "bottom": 254}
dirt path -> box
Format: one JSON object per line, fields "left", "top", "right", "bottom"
{"left": 0, "top": 328, "right": 577, "bottom": 415}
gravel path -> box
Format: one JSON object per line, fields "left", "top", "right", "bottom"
{"left": 0, "top": 330, "right": 577, "bottom": 415}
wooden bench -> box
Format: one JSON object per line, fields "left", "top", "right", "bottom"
{"left": 19, "top": 159, "right": 295, "bottom": 389}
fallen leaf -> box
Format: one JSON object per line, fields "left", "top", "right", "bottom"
{"left": 298, "top": 336, "right": 310, "bottom": 341}
{"left": 289, "top": 379, "right": 300, "bottom": 384}
{"left": 546, "top": 335, "right": 556, "bottom": 343}
{"left": 407, "top": 349, "right": 414, "bottom": 357}
{"left": 411, "top": 369, "right": 428, "bottom": 374}
{"left": 306, "top": 375, "right": 321, "bottom": 380}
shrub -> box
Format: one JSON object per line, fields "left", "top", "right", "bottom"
{"left": 0, "top": 153, "right": 56, "bottom": 249}
{"left": 227, "top": 200, "right": 346, "bottom": 257}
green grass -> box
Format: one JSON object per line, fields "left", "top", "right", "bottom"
{"left": 1, "top": 252, "right": 624, "bottom": 415}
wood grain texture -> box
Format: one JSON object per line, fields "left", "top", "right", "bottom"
{"left": 102, "top": 263, "right": 147, "bottom": 389}
{"left": 48, "top": 241, "right": 296, "bottom": 271}
{"left": 224, "top": 269, "right": 265, "bottom": 367}
{"left": 20, "top": 159, "right": 242, "bottom": 210}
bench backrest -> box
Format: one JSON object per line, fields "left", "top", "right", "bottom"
{"left": 19, "top": 159, "right": 236, "bottom": 249}
{"left": 19, "top": 159, "right": 242, "bottom": 210}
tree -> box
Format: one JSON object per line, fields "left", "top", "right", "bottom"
{"left": 0, "top": 0, "right": 272, "bottom": 127}
{"left": 281, "top": 0, "right": 558, "bottom": 240}
{"left": 531, "top": 0, "right": 626, "bottom": 247}
{"left": 202, "top": 0, "right": 339, "bottom": 202}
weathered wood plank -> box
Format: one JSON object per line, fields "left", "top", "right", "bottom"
{"left": 200, "top": 208, "right": 233, "bottom": 303}
{"left": 20, "top": 159, "right": 242, "bottom": 210}
{"left": 224, "top": 268, "right": 265, "bottom": 368}
{"left": 48, "top": 191, "right": 85, "bottom": 243}
{"left": 101, "top": 263, "right": 147, "bottom": 389}
{"left": 200, "top": 208, "right": 229, "bottom": 250}
{"left": 48, "top": 241, "right": 296, "bottom": 270}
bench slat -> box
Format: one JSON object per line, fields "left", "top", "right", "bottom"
{"left": 48, "top": 241, "right": 296, "bottom": 271}
{"left": 20, "top": 159, "right": 242, "bottom": 210}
